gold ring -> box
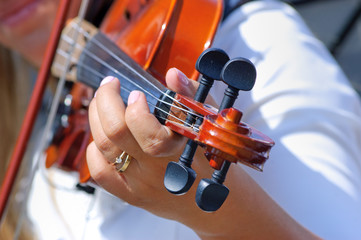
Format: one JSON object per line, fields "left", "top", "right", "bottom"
{"left": 112, "top": 151, "right": 133, "bottom": 172}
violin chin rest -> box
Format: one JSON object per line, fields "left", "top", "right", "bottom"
{"left": 164, "top": 161, "right": 197, "bottom": 195}
{"left": 195, "top": 178, "right": 229, "bottom": 212}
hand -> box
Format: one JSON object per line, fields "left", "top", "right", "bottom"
{"left": 86, "top": 68, "right": 212, "bottom": 218}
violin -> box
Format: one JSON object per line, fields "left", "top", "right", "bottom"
{"left": 0, "top": 0, "right": 274, "bottom": 219}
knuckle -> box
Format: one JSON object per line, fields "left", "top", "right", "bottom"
{"left": 103, "top": 120, "right": 127, "bottom": 143}
{"left": 141, "top": 129, "right": 169, "bottom": 156}
{"left": 142, "top": 140, "right": 163, "bottom": 156}
{"left": 96, "top": 137, "right": 113, "bottom": 156}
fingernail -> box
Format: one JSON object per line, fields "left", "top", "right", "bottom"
{"left": 128, "top": 91, "right": 140, "bottom": 105}
{"left": 175, "top": 68, "right": 189, "bottom": 86}
{"left": 95, "top": 76, "right": 116, "bottom": 97}
{"left": 100, "top": 76, "right": 115, "bottom": 86}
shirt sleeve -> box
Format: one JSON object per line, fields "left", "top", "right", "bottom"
{"left": 211, "top": 1, "right": 361, "bottom": 239}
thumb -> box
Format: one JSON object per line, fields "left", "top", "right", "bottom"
{"left": 165, "top": 68, "right": 199, "bottom": 97}
{"left": 165, "top": 68, "right": 218, "bottom": 107}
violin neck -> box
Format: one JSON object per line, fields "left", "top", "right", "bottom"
{"left": 77, "top": 32, "right": 168, "bottom": 111}
{"left": 52, "top": 18, "right": 179, "bottom": 124}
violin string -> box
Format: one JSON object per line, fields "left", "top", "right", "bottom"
{"left": 56, "top": 36, "right": 205, "bottom": 122}
{"left": 52, "top": 61, "right": 200, "bottom": 131}
{"left": 62, "top": 34, "right": 160, "bottom": 101}
{"left": 59, "top": 35, "right": 203, "bottom": 121}
{"left": 66, "top": 22, "right": 199, "bottom": 117}
{"left": 60, "top": 34, "right": 203, "bottom": 121}
{"left": 68, "top": 21, "right": 168, "bottom": 96}
{"left": 55, "top": 48, "right": 78, "bottom": 63}
{"left": 55, "top": 56, "right": 202, "bottom": 128}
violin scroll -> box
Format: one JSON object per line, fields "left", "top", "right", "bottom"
{"left": 195, "top": 57, "right": 259, "bottom": 212}
{"left": 162, "top": 50, "right": 273, "bottom": 212}
{"left": 172, "top": 56, "right": 270, "bottom": 212}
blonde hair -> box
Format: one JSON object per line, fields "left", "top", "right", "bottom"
{"left": 0, "top": 45, "right": 35, "bottom": 240}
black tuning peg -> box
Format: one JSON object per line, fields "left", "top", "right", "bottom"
{"left": 164, "top": 48, "right": 229, "bottom": 195}
{"left": 195, "top": 57, "right": 257, "bottom": 212}
{"left": 219, "top": 57, "right": 256, "bottom": 110}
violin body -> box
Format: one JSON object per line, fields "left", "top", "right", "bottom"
{"left": 101, "top": 0, "right": 222, "bottom": 81}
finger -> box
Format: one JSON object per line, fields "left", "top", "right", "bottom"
{"left": 165, "top": 68, "right": 198, "bottom": 97}
{"left": 94, "top": 76, "right": 140, "bottom": 153}
{"left": 88, "top": 97, "right": 123, "bottom": 162}
{"left": 125, "top": 90, "right": 185, "bottom": 157}
{"left": 165, "top": 68, "right": 217, "bottom": 106}
{"left": 86, "top": 141, "right": 131, "bottom": 200}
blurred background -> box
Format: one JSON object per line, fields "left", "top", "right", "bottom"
{"left": 284, "top": 0, "right": 361, "bottom": 95}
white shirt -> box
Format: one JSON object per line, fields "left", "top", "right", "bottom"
{"left": 211, "top": 1, "right": 361, "bottom": 239}
{"left": 28, "top": 1, "right": 361, "bottom": 239}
